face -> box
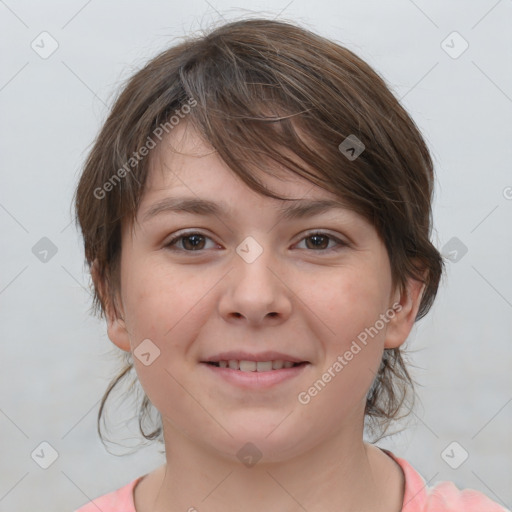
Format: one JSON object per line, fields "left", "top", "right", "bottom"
{"left": 100, "top": 122, "right": 422, "bottom": 463}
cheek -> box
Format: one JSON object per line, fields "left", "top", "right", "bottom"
{"left": 309, "top": 263, "right": 391, "bottom": 384}
{"left": 319, "top": 263, "right": 390, "bottom": 334}
{"left": 121, "top": 266, "right": 210, "bottom": 414}
{"left": 295, "top": 272, "right": 390, "bottom": 431}
{"left": 120, "top": 261, "right": 220, "bottom": 408}
{"left": 122, "top": 258, "right": 209, "bottom": 341}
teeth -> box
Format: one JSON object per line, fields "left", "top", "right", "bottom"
{"left": 213, "top": 360, "right": 302, "bottom": 372}
{"left": 256, "top": 361, "right": 273, "bottom": 372}
{"left": 239, "top": 360, "right": 257, "bottom": 372}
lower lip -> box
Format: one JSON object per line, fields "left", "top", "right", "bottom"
{"left": 201, "top": 362, "right": 310, "bottom": 389}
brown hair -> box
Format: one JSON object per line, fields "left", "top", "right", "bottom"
{"left": 73, "top": 17, "right": 444, "bottom": 447}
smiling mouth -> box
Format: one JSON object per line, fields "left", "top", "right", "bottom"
{"left": 203, "top": 360, "right": 308, "bottom": 372}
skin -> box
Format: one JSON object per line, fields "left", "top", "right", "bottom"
{"left": 93, "top": 121, "right": 425, "bottom": 512}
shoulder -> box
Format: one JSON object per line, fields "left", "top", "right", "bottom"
{"left": 423, "top": 480, "right": 510, "bottom": 512}
{"left": 73, "top": 476, "right": 143, "bottom": 512}
{"left": 381, "top": 449, "right": 510, "bottom": 512}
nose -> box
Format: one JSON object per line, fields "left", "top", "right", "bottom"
{"left": 218, "top": 243, "right": 292, "bottom": 326}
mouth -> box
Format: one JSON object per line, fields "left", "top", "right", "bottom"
{"left": 202, "top": 360, "right": 308, "bottom": 371}
{"left": 200, "top": 353, "right": 311, "bottom": 389}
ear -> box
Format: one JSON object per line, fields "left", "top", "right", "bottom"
{"left": 384, "top": 275, "right": 426, "bottom": 350}
{"left": 91, "top": 260, "right": 131, "bottom": 352}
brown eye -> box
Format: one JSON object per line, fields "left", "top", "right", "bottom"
{"left": 181, "top": 234, "right": 206, "bottom": 250}
{"left": 305, "top": 234, "right": 330, "bottom": 250}
{"left": 296, "top": 232, "right": 347, "bottom": 253}
{"left": 166, "top": 232, "right": 215, "bottom": 251}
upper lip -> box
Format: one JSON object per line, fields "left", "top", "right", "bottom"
{"left": 201, "top": 351, "right": 309, "bottom": 363}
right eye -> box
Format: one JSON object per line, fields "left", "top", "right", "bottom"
{"left": 164, "top": 231, "right": 219, "bottom": 252}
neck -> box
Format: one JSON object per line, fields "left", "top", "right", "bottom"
{"left": 143, "top": 421, "right": 404, "bottom": 512}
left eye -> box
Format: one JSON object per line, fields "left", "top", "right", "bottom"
{"left": 295, "top": 232, "right": 346, "bottom": 252}
{"left": 164, "top": 231, "right": 346, "bottom": 253}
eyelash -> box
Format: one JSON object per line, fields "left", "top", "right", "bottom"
{"left": 164, "top": 230, "right": 348, "bottom": 254}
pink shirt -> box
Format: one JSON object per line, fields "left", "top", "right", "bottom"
{"left": 74, "top": 449, "right": 509, "bottom": 511}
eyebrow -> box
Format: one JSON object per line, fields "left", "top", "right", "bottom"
{"left": 142, "top": 196, "right": 349, "bottom": 223}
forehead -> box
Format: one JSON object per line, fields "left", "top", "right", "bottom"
{"left": 142, "top": 121, "right": 346, "bottom": 212}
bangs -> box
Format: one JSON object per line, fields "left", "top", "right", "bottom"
{"left": 141, "top": 33, "right": 382, "bottom": 225}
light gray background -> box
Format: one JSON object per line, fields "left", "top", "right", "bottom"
{"left": 1, "top": 1, "right": 511, "bottom": 510}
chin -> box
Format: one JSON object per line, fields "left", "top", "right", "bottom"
{"left": 209, "top": 420, "right": 309, "bottom": 464}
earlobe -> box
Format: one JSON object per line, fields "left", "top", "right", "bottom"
{"left": 91, "top": 259, "right": 131, "bottom": 353}
{"left": 384, "top": 278, "right": 426, "bottom": 349}
{"left": 106, "top": 315, "right": 131, "bottom": 353}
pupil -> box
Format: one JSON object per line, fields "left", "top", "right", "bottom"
{"left": 184, "top": 235, "right": 204, "bottom": 250}
{"left": 307, "top": 235, "right": 328, "bottom": 250}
